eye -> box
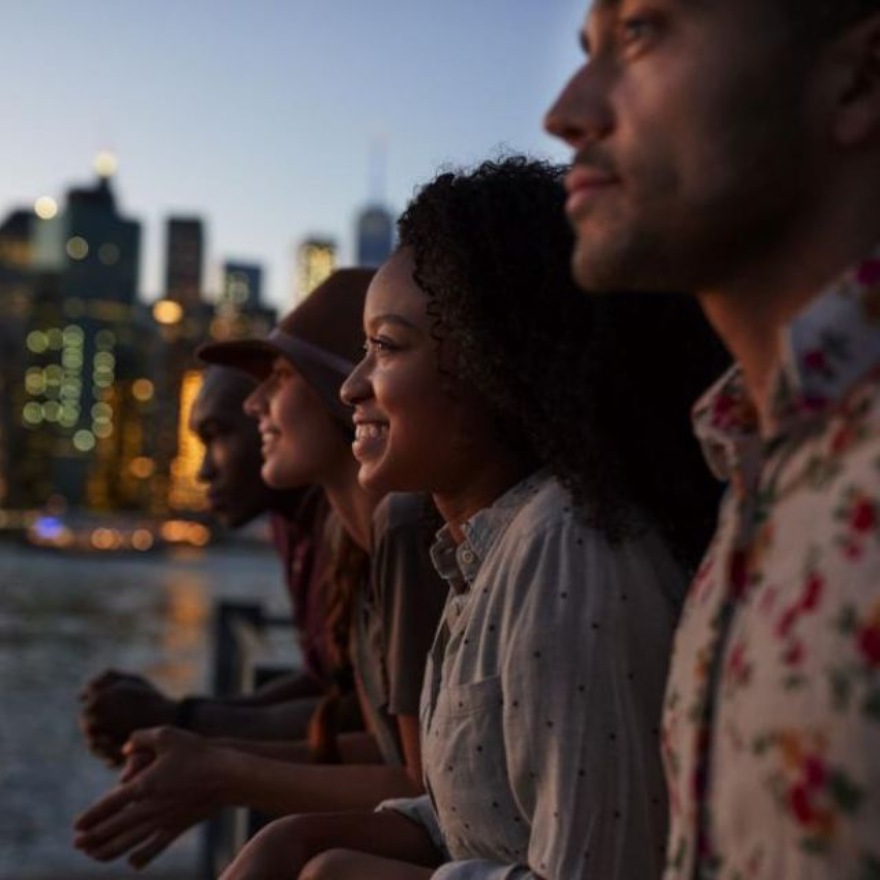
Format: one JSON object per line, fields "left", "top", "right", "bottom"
{"left": 617, "top": 12, "right": 662, "bottom": 48}
{"left": 364, "top": 336, "right": 398, "bottom": 354}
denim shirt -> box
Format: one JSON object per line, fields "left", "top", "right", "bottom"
{"left": 383, "top": 470, "right": 687, "bottom": 880}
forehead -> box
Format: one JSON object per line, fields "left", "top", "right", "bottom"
{"left": 364, "top": 250, "right": 429, "bottom": 325}
{"left": 191, "top": 374, "right": 252, "bottom": 425}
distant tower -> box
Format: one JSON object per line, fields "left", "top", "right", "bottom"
{"left": 295, "top": 237, "right": 337, "bottom": 302}
{"left": 355, "top": 138, "right": 394, "bottom": 267}
{"left": 164, "top": 217, "right": 204, "bottom": 310}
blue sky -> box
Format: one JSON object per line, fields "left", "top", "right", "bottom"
{"left": 1, "top": 0, "right": 586, "bottom": 310}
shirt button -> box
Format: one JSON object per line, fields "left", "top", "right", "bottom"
{"left": 461, "top": 549, "right": 475, "bottom": 564}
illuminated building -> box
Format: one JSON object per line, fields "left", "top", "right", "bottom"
{"left": 221, "top": 261, "right": 263, "bottom": 310}
{"left": 164, "top": 217, "right": 204, "bottom": 310}
{"left": 210, "top": 261, "right": 275, "bottom": 342}
{"left": 167, "top": 370, "right": 208, "bottom": 512}
{"left": 294, "top": 237, "right": 337, "bottom": 303}
{"left": 0, "top": 210, "right": 37, "bottom": 506}
{"left": 10, "top": 156, "right": 150, "bottom": 511}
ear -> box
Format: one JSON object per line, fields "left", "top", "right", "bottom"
{"left": 831, "top": 13, "right": 880, "bottom": 145}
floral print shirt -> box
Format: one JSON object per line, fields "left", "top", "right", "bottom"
{"left": 663, "top": 251, "right": 880, "bottom": 880}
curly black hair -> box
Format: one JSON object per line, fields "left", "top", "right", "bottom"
{"left": 397, "top": 155, "right": 730, "bottom": 571}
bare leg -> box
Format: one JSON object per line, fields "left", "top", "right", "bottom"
{"left": 220, "top": 810, "right": 441, "bottom": 880}
{"left": 301, "top": 848, "right": 434, "bottom": 880}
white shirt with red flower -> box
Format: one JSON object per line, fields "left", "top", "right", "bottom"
{"left": 662, "top": 251, "right": 880, "bottom": 880}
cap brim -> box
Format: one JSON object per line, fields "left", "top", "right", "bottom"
{"left": 196, "top": 338, "right": 280, "bottom": 380}
{"left": 196, "top": 335, "right": 355, "bottom": 430}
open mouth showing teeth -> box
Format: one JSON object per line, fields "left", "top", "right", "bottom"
{"left": 355, "top": 423, "right": 388, "bottom": 439}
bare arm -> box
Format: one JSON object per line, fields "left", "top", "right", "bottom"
{"left": 78, "top": 668, "right": 325, "bottom": 763}
{"left": 210, "top": 730, "right": 382, "bottom": 764}
{"left": 73, "top": 727, "right": 421, "bottom": 868}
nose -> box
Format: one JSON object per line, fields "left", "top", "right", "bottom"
{"left": 340, "top": 355, "right": 372, "bottom": 406}
{"left": 544, "top": 62, "right": 614, "bottom": 148}
{"left": 196, "top": 447, "right": 215, "bottom": 484}
{"left": 244, "top": 381, "right": 268, "bottom": 419}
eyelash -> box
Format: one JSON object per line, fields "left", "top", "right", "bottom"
{"left": 364, "top": 336, "right": 397, "bottom": 354}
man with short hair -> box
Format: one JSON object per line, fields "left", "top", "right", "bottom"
{"left": 547, "top": 2, "right": 880, "bottom": 877}
{"left": 79, "top": 365, "right": 341, "bottom": 762}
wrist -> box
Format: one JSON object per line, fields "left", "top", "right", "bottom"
{"left": 173, "top": 696, "right": 206, "bottom": 731}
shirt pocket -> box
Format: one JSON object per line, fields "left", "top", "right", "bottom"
{"left": 424, "top": 676, "right": 528, "bottom": 861}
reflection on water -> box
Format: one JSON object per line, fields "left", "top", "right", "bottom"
{"left": 0, "top": 539, "right": 287, "bottom": 878}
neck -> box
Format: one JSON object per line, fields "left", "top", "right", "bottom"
{"left": 432, "top": 452, "right": 535, "bottom": 545}
{"left": 699, "top": 197, "right": 880, "bottom": 425}
{"left": 321, "top": 457, "right": 379, "bottom": 552}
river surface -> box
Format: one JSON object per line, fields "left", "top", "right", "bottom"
{"left": 0, "top": 538, "right": 291, "bottom": 879}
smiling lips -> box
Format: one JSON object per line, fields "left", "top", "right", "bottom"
{"left": 351, "top": 419, "right": 389, "bottom": 461}
{"left": 259, "top": 425, "right": 281, "bottom": 456}
{"left": 564, "top": 165, "right": 620, "bottom": 218}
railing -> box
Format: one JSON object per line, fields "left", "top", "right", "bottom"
{"left": 199, "top": 600, "right": 299, "bottom": 879}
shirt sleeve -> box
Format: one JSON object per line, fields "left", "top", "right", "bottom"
{"left": 378, "top": 794, "right": 450, "bottom": 858}
{"left": 373, "top": 494, "right": 448, "bottom": 717}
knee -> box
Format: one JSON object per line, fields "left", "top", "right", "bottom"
{"left": 299, "top": 848, "right": 356, "bottom": 880}
{"left": 223, "top": 815, "right": 319, "bottom": 880}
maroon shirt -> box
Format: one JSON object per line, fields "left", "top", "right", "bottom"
{"left": 269, "top": 487, "right": 334, "bottom": 686}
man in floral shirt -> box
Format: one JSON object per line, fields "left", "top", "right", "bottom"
{"left": 546, "top": 1, "right": 880, "bottom": 878}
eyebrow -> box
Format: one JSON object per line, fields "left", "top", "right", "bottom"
{"left": 367, "top": 313, "right": 420, "bottom": 331}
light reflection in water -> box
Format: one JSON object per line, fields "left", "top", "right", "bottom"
{"left": 0, "top": 540, "right": 287, "bottom": 878}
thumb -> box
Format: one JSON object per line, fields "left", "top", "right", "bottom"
{"left": 123, "top": 725, "right": 167, "bottom": 755}
{"left": 119, "top": 747, "right": 154, "bottom": 784}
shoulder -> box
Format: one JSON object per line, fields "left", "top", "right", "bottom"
{"left": 487, "top": 476, "right": 685, "bottom": 616}
{"left": 372, "top": 493, "right": 440, "bottom": 546}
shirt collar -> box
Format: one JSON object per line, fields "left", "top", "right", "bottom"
{"left": 693, "top": 247, "right": 880, "bottom": 480}
{"left": 428, "top": 469, "right": 551, "bottom": 593}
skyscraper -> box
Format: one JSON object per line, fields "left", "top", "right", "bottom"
{"left": 294, "top": 237, "right": 337, "bottom": 302}
{"left": 354, "top": 137, "right": 395, "bottom": 268}
{"left": 221, "top": 261, "right": 263, "bottom": 310}
{"left": 355, "top": 205, "right": 394, "bottom": 267}
{"left": 164, "top": 217, "right": 204, "bottom": 310}
{"left": 12, "top": 158, "right": 150, "bottom": 510}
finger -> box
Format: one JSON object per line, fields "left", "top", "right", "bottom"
{"left": 74, "top": 795, "right": 160, "bottom": 850}
{"left": 75, "top": 784, "right": 141, "bottom": 831}
{"left": 80, "top": 669, "right": 126, "bottom": 697}
{"left": 125, "top": 726, "right": 166, "bottom": 754}
{"left": 129, "top": 827, "right": 179, "bottom": 870}
{"left": 75, "top": 813, "right": 159, "bottom": 862}
{"left": 120, "top": 749, "right": 154, "bottom": 783}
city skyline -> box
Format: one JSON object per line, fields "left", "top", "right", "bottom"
{"left": 1, "top": 0, "right": 583, "bottom": 311}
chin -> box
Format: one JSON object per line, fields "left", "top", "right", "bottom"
{"left": 356, "top": 462, "right": 394, "bottom": 496}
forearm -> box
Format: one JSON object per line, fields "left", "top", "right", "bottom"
{"left": 213, "top": 730, "right": 385, "bottom": 767}
{"left": 219, "top": 751, "right": 421, "bottom": 816}
{"left": 187, "top": 695, "right": 320, "bottom": 740}
{"left": 241, "top": 671, "right": 325, "bottom": 705}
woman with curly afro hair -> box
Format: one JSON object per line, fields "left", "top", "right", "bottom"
{"left": 220, "top": 156, "right": 729, "bottom": 880}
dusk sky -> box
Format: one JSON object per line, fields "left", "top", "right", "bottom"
{"left": 2, "top": 1, "right": 585, "bottom": 310}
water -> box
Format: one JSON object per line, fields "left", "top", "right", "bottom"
{"left": 0, "top": 538, "right": 290, "bottom": 879}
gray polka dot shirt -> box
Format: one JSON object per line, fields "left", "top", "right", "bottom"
{"left": 382, "top": 470, "right": 686, "bottom": 879}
